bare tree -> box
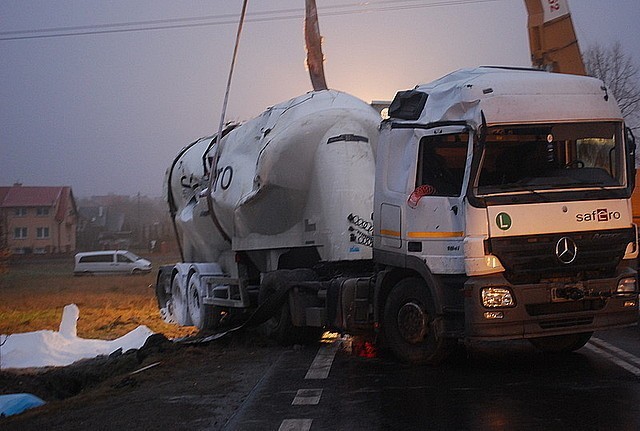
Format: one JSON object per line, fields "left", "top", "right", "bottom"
{"left": 584, "top": 42, "right": 640, "bottom": 132}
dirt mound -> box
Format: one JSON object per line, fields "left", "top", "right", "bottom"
{"left": 0, "top": 330, "right": 282, "bottom": 430}
{"left": 0, "top": 333, "right": 176, "bottom": 401}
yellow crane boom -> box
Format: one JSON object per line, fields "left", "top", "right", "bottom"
{"left": 524, "top": 0, "right": 586, "bottom": 75}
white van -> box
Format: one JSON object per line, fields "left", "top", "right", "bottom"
{"left": 73, "top": 250, "right": 152, "bottom": 275}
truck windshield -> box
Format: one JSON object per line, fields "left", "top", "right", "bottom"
{"left": 474, "top": 122, "right": 625, "bottom": 196}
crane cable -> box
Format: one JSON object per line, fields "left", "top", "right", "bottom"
{"left": 206, "top": 0, "right": 249, "bottom": 243}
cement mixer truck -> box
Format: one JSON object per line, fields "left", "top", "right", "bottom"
{"left": 156, "top": 66, "right": 639, "bottom": 364}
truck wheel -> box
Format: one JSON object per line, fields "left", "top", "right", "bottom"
{"left": 259, "top": 269, "right": 322, "bottom": 345}
{"left": 259, "top": 297, "right": 295, "bottom": 344}
{"left": 383, "top": 277, "right": 453, "bottom": 365}
{"left": 260, "top": 300, "right": 323, "bottom": 345}
{"left": 171, "top": 275, "right": 192, "bottom": 326}
{"left": 159, "top": 299, "right": 176, "bottom": 324}
{"left": 187, "top": 275, "right": 221, "bottom": 331}
{"left": 529, "top": 332, "right": 593, "bottom": 353}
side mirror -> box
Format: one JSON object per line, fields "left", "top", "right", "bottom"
{"left": 626, "top": 126, "right": 636, "bottom": 190}
{"left": 627, "top": 126, "right": 636, "bottom": 152}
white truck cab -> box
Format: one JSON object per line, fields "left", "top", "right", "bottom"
{"left": 374, "top": 67, "right": 638, "bottom": 350}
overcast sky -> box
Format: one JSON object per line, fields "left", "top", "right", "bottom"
{"left": 1, "top": 0, "right": 639, "bottom": 197}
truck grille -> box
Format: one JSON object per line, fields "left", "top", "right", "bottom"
{"left": 489, "top": 228, "right": 635, "bottom": 284}
{"left": 538, "top": 317, "right": 594, "bottom": 330}
{"left": 526, "top": 299, "right": 606, "bottom": 316}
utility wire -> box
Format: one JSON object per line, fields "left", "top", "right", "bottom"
{"left": 0, "top": 0, "right": 503, "bottom": 41}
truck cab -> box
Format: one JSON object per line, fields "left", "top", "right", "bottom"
{"left": 374, "top": 67, "right": 638, "bottom": 360}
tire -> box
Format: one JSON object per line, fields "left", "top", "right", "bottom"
{"left": 171, "top": 275, "right": 192, "bottom": 326}
{"left": 529, "top": 332, "right": 593, "bottom": 353}
{"left": 258, "top": 297, "right": 296, "bottom": 344}
{"left": 187, "top": 275, "right": 222, "bottom": 331}
{"left": 159, "top": 298, "right": 176, "bottom": 324}
{"left": 258, "top": 269, "right": 323, "bottom": 345}
{"left": 382, "top": 277, "right": 454, "bottom": 365}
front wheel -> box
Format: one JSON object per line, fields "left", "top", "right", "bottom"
{"left": 382, "top": 277, "right": 454, "bottom": 365}
{"left": 529, "top": 332, "right": 593, "bottom": 353}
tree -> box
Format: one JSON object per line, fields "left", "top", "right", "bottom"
{"left": 0, "top": 216, "right": 9, "bottom": 273}
{"left": 584, "top": 42, "right": 640, "bottom": 133}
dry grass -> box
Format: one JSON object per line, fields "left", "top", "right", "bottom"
{"left": 0, "top": 254, "right": 196, "bottom": 340}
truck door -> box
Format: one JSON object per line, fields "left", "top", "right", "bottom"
{"left": 405, "top": 127, "right": 469, "bottom": 274}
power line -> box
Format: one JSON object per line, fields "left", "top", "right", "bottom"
{"left": 0, "top": 0, "right": 503, "bottom": 41}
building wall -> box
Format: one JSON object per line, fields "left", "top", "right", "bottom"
{"left": 5, "top": 205, "right": 76, "bottom": 254}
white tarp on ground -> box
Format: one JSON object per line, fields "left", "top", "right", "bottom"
{"left": 0, "top": 304, "right": 153, "bottom": 370}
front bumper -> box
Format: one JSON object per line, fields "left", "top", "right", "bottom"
{"left": 464, "top": 269, "right": 639, "bottom": 340}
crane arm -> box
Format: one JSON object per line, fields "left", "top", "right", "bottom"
{"left": 305, "top": 0, "right": 328, "bottom": 91}
{"left": 524, "top": 0, "right": 586, "bottom": 76}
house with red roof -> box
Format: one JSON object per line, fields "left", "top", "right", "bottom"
{"left": 0, "top": 183, "right": 78, "bottom": 254}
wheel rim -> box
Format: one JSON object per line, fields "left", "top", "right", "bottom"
{"left": 396, "top": 301, "right": 428, "bottom": 343}
{"left": 171, "top": 278, "right": 187, "bottom": 324}
{"left": 188, "top": 278, "right": 202, "bottom": 327}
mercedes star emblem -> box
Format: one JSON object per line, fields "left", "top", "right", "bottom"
{"left": 555, "top": 237, "right": 578, "bottom": 264}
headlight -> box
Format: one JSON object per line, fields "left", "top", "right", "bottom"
{"left": 481, "top": 287, "right": 515, "bottom": 308}
{"left": 616, "top": 277, "right": 637, "bottom": 294}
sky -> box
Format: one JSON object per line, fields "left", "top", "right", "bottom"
{"left": 1, "top": 0, "right": 639, "bottom": 197}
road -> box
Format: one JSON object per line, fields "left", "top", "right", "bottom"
{"left": 228, "top": 327, "right": 640, "bottom": 431}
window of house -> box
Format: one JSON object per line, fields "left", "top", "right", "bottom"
{"left": 36, "top": 207, "right": 50, "bottom": 216}
{"left": 14, "top": 208, "right": 27, "bottom": 217}
{"left": 36, "top": 227, "right": 50, "bottom": 239}
{"left": 14, "top": 227, "right": 28, "bottom": 239}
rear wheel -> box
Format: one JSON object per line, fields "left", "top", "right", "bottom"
{"left": 529, "top": 332, "right": 593, "bottom": 353}
{"left": 187, "top": 275, "right": 222, "bottom": 331}
{"left": 382, "top": 277, "right": 454, "bottom": 365}
{"left": 171, "top": 276, "right": 191, "bottom": 326}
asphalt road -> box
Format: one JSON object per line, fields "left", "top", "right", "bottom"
{"left": 3, "top": 326, "right": 639, "bottom": 430}
{"left": 228, "top": 327, "right": 640, "bottom": 431}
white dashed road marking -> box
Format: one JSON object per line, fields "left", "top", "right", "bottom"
{"left": 586, "top": 337, "right": 640, "bottom": 377}
{"left": 305, "top": 339, "right": 341, "bottom": 379}
{"left": 292, "top": 388, "right": 323, "bottom": 405}
{"left": 278, "top": 418, "right": 313, "bottom": 431}
{"left": 279, "top": 338, "right": 341, "bottom": 430}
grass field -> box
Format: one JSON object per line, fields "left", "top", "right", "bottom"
{"left": 0, "top": 253, "right": 196, "bottom": 340}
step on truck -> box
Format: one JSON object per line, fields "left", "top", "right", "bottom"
{"left": 156, "top": 66, "right": 638, "bottom": 364}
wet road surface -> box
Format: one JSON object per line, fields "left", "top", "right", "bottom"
{"left": 227, "top": 327, "right": 640, "bottom": 430}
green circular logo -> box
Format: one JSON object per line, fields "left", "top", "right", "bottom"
{"left": 496, "top": 213, "right": 512, "bottom": 231}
